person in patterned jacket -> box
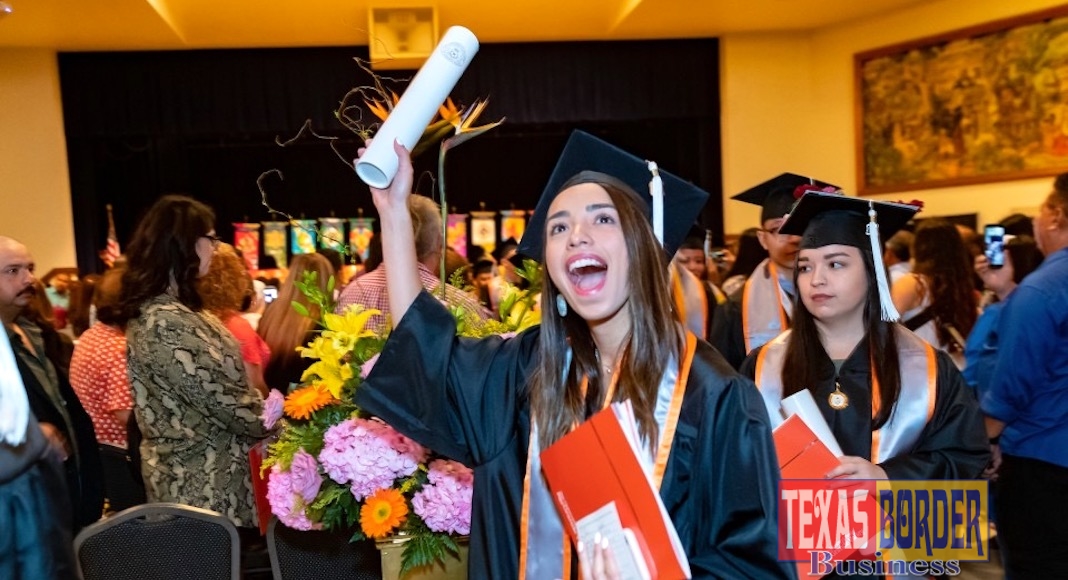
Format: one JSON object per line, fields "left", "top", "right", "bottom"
{"left": 115, "top": 195, "right": 268, "bottom": 529}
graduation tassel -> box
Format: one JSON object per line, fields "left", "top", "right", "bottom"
{"left": 867, "top": 201, "right": 900, "bottom": 322}
{"left": 648, "top": 161, "right": 664, "bottom": 245}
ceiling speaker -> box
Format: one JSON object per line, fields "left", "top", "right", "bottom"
{"left": 368, "top": 6, "right": 439, "bottom": 70}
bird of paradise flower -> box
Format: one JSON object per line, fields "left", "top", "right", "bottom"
{"left": 258, "top": 59, "right": 504, "bottom": 291}
{"left": 365, "top": 93, "right": 505, "bottom": 297}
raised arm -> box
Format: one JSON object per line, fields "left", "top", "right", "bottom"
{"left": 361, "top": 139, "right": 422, "bottom": 325}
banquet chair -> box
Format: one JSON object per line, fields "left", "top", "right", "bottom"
{"left": 267, "top": 518, "right": 382, "bottom": 580}
{"left": 74, "top": 502, "right": 240, "bottom": 580}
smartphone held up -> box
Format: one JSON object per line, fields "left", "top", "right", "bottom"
{"left": 984, "top": 225, "right": 1005, "bottom": 269}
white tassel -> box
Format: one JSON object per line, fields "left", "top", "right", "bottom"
{"left": 867, "top": 201, "right": 900, "bottom": 322}
{"left": 648, "top": 161, "right": 664, "bottom": 245}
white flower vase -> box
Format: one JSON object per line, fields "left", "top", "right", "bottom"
{"left": 375, "top": 535, "right": 469, "bottom": 580}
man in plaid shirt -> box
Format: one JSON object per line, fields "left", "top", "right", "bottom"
{"left": 336, "top": 195, "right": 490, "bottom": 330}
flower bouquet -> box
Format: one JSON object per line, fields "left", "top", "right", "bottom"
{"left": 261, "top": 266, "right": 539, "bottom": 575}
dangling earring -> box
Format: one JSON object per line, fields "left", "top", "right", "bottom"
{"left": 556, "top": 294, "right": 568, "bottom": 317}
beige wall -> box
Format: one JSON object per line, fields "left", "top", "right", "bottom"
{"left": 720, "top": 0, "right": 1066, "bottom": 234}
{"left": 0, "top": 48, "right": 76, "bottom": 274}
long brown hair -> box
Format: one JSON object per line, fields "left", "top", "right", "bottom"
{"left": 529, "top": 172, "right": 682, "bottom": 450}
{"left": 117, "top": 195, "right": 215, "bottom": 323}
{"left": 781, "top": 244, "right": 902, "bottom": 429}
{"left": 912, "top": 219, "right": 978, "bottom": 344}
{"left": 257, "top": 253, "right": 334, "bottom": 378}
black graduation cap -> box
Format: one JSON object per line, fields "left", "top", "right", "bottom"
{"left": 779, "top": 191, "right": 919, "bottom": 247}
{"left": 732, "top": 173, "right": 839, "bottom": 224}
{"left": 516, "top": 130, "right": 710, "bottom": 263}
{"left": 678, "top": 225, "right": 709, "bottom": 251}
{"left": 779, "top": 191, "right": 922, "bottom": 321}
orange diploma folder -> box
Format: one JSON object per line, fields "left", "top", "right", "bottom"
{"left": 540, "top": 404, "right": 690, "bottom": 580}
{"left": 773, "top": 413, "right": 841, "bottom": 480}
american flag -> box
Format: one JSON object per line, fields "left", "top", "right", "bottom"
{"left": 99, "top": 204, "right": 121, "bottom": 268}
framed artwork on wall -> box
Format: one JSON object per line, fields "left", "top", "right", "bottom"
{"left": 855, "top": 6, "right": 1068, "bottom": 194}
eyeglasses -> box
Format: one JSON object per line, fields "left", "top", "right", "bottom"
{"left": 202, "top": 234, "right": 223, "bottom": 248}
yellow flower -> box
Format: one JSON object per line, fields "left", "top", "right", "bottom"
{"left": 321, "top": 307, "right": 380, "bottom": 352}
{"left": 297, "top": 335, "right": 345, "bottom": 362}
{"left": 360, "top": 488, "right": 408, "bottom": 539}
{"left": 283, "top": 385, "right": 337, "bottom": 420}
{"left": 300, "top": 359, "right": 354, "bottom": 400}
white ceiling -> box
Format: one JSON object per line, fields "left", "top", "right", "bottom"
{"left": 0, "top": 0, "right": 930, "bottom": 51}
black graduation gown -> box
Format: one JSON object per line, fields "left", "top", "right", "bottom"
{"left": 739, "top": 339, "right": 990, "bottom": 478}
{"left": 357, "top": 291, "right": 795, "bottom": 579}
{"left": 709, "top": 293, "right": 748, "bottom": 370}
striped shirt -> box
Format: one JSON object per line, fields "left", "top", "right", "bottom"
{"left": 336, "top": 263, "right": 490, "bottom": 330}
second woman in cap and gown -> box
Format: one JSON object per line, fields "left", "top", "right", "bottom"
{"left": 354, "top": 131, "right": 794, "bottom": 579}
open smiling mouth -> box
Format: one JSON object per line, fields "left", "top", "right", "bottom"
{"left": 567, "top": 257, "right": 608, "bottom": 293}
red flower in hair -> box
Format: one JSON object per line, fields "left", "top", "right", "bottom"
{"left": 792, "top": 184, "right": 842, "bottom": 199}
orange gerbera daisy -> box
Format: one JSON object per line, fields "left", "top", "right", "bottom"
{"left": 283, "top": 385, "right": 336, "bottom": 420}
{"left": 360, "top": 488, "right": 408, "bottom": 539}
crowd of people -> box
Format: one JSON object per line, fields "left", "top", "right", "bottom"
{"left": 2, "top": 131, "right": 1067, "bottom": 579}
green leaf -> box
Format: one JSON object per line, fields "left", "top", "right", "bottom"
{"left": 291, "top": 300, "right": 310, "bottom": 318}
{"left": 399, "top": 532, "right": 463, "bottom": 576}
{"left": 310, "top": 481, "right": 361, "bottom": 529}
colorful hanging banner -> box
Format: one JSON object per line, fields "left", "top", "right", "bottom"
{"left": 232, "top": 222, "right": 261, "bottom": 270}
{"left": 319, "top": 217, "right": 345, "bottom": 251}
{"left": 500, "top": 209, "right": 527, "bottom": 244}
{"left": 348, "top": 217, "right": 376, "bottom": 263}
{"left": 446, "top": 213, "right": 469, "bottom": 258}
{"left": 262, "top": 221, "right": 289, "bottom": 269}
{"left": 290, "top": 219, "right": 317, "bottom": 255}
{"left": 470, "top": 210, "right": 497, "bottom": 255}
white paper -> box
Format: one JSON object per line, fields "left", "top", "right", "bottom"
{"left": 355, "top": 26, "right": 479, "bottom": 188}
{"left": 780, "top": 389, "right": 845, "bottom": 457}
{"left": 575, "top": 502, "right": 650, "bottom": 580}
{"left": 0, "top": 326, "right": 30, "bottom": 445}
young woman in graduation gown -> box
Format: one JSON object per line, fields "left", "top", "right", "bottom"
{"left": 354, "top": 135, "right": 793, "bottom": 579}
{"left": 740, "top": 194, "right": 989, "bottom": 497}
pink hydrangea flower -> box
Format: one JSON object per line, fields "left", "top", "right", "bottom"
{"left": 266, "top": 463, "right": 322, "bottom": 531}
{"left": 288, "top": 449, "right": 323, "bottom": 503}
{"left": 360, "top": 353, "right": 380, "bottom": 379}
{"left": 262, "top": 389, "right": 285, "bottom": 429}
{"left": 318, "top": 417, "right": 428, "bottom": 501}
{"left": 413, "top": 459, "right": 474, "bottom": 535}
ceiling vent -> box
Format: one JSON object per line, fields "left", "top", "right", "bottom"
{"left": 368, "top": 6, "right": 439, "bottom": 70}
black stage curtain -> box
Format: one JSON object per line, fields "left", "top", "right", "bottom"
{"left": 59, "top": 39, "right": 721, "bottom": 274}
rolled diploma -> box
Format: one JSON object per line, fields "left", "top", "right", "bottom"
{"left": 355, "top": 26, "right": 480, "bottom": 188}
{"left": 780, "top": 389, "right": 845, "bottom": 457}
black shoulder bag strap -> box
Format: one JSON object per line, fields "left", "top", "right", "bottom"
{"left": 902, "top": 307, "right": 935, "bottom": 332}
